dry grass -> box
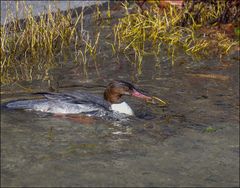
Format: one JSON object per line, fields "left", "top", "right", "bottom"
{"left": 0, "top": 2, "right": 100, "bottom": 84}
{"left": 112, "top": 1, "right": 238, "bottom": 69}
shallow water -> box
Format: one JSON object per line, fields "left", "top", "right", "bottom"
{"left": 1, "top": 1, "right": 105, "bottom": 24}
{"left": 1, "top": 4, "right": 239, "bottom": 187}
{"left": 1, "top": 52, "right": 239, "bottom": 187}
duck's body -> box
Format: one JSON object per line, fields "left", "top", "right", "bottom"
{"left": 3, "top": 80, "right": 151, "bottom": 120}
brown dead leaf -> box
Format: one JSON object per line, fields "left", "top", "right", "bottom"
{"left": 158, "top": 0, "right": 183, "bottom": 9}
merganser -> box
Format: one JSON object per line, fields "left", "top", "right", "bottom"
{"left": 2, "top": 80, "right": 152, "bottom": 120}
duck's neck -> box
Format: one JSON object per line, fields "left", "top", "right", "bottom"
{"left": 104, "top": 88, "right": 134, "bottom": 115}
{"left": 104, "top": 89, "right": 121, "bottom": 103}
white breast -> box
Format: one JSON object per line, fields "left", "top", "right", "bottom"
{"left": 111, "top": 102, "right": 134, "bottom": 116}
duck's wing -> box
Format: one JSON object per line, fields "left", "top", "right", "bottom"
{"left": 34, "top": 91, "right": 111, "bottom": 111}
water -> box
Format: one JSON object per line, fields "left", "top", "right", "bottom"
{"left": 1, "top": 53, "right": 239, "bottom": 186}
{"left": 1, "top": 0, "right": 105, "bottom": 24}
{"left": 1, "top": 3, "right": 239, "bottom": 187}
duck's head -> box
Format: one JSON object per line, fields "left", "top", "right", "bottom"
{"left": 104, "top": 80, "right": 151, "bottom": 103}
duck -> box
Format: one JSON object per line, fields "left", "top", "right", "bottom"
{"left": 3, "top": 80, "right": 152, "bottom": 120}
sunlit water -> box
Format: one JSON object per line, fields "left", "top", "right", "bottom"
{"left": 1, "top": 4, "right": 239, "bottom": 187}
{"left": 1, "top": 1, "right": 105, "bottom": 24}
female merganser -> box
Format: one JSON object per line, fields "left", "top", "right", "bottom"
{"left": 3, "top": 80, "right": 152, "bottom": 120}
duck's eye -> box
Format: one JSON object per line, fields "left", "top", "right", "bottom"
{"left": 123, "top": 87, "right": 132, "bottom": 95}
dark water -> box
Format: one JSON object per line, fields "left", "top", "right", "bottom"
{"left": 1, "top": 4, "right": 239, "bottom": 187}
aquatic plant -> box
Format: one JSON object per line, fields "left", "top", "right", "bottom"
{"left": 0, "top": 2, "right": 101, "bottom": 84}
{"left": 1, "top": 0, "right": 238, "bottom": 84}
{"left": 75, "top": 31, "right": 101, "bottom": 77}
{"left": 112, "top": 1, "right": 239, "bottom": 66}
{"left": 1, "top": 3, "right": 76, "bottom": 83}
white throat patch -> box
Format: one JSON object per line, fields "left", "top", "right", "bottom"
{"left": 111, "top": 102, "right": 134, "bottom": 116}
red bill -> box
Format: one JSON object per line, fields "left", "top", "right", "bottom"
{"left": 131, "top": 89, "right": 152, "bottom": 100}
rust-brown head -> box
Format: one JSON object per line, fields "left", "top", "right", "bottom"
{"left": 104, "top": 80, "right": 151, "bottom": 104}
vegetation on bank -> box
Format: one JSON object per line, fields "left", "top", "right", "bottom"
{"left": 113, "top": 0, "right": 239, "bottom": 71}
{"left": 0, "top": 0, "right": 239, "bottom": 84}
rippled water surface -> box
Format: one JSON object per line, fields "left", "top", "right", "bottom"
{"left": 1, "top": 3, "right": 239, "bottom": 187}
